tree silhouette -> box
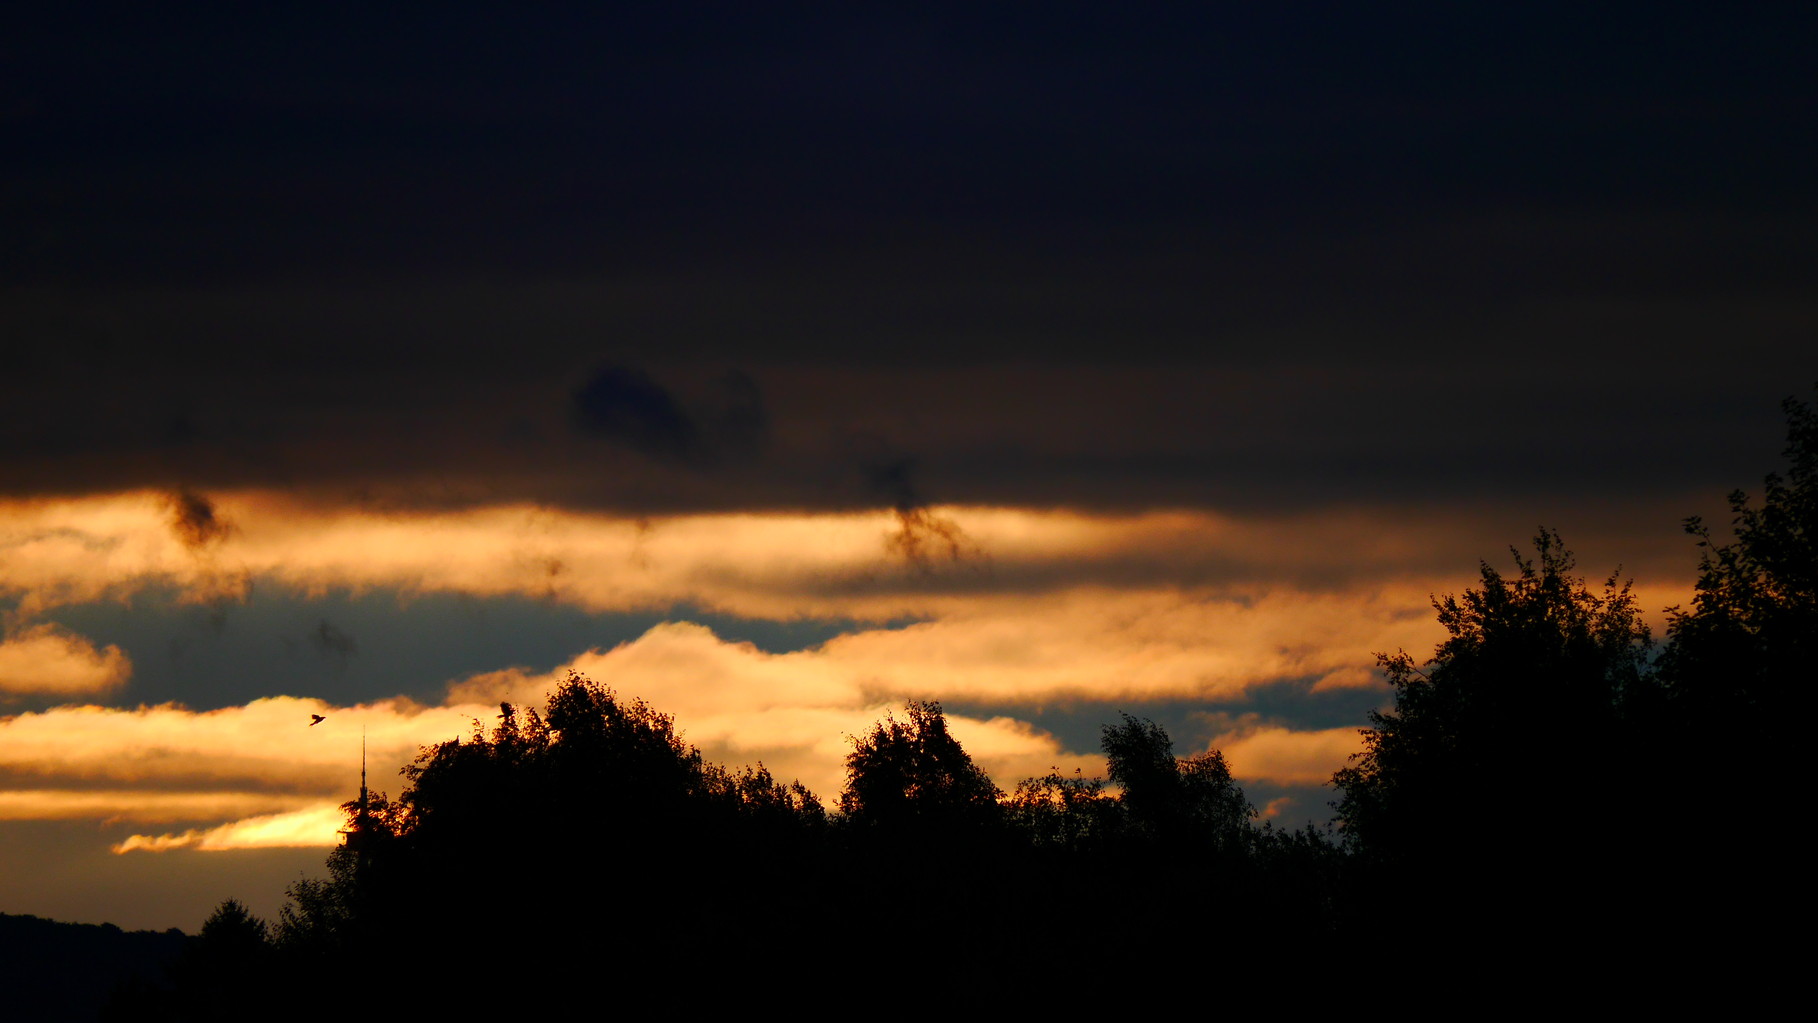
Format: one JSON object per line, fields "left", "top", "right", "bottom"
{"left": 1329, "top": 529, "right": 1658, "bottom": 957}
{"left": 828, "top": 701, "right": 1021, "bottom": 982}
{"left": 98, "top": 899, "right": 276, "bottom": 1018}
{"left": 1333, "top": 530, "right": 1651, "bottom": 859}
{"left": 258, "top": 672, "right": 835, "bottom": 1004}
{"left": 838, "top": 699, "right": 1001, "bottom": 834}
{"left": 195, "top": 899, "right": 269, "bottom": 958}
{"left": 1101, "top": 714, "right": 1253, "bottom": 851}
{"left": 1647, "top": 389, "right": 1815, "bottom": 948}
{"left": 1664, "top": 387, "right": 1816, "bottom": 729}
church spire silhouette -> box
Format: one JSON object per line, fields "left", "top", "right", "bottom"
{"left": 344, "top": 727, "right": 375, "bottom": 856}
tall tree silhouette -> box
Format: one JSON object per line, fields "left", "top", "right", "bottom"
{"left": 1329, "top": 529, "right": 1658, "bottom": 961}
{"left": 1664, "top": 387, "right": 1816, "bottom": 729}
{"left": 1332, "top": 530, "right": 1651, "bottom": 862}
{"left": 1649, "top": 389, "right": 1814, "bottom": 946}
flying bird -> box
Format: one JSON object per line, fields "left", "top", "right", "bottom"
{"left": 310, "top": 714, "right": 326, "bottom": 727}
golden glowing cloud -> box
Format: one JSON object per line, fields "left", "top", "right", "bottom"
{"left": 455, "top": 587, "right": 1434, "bottom": 719}
{"left": 0, "top": 490, "right": 1693, "bottom": 624}
{"left": 0, "top": 623, "right": 131, "bottom": 695}
{"left": 1212, "top": 725, "right": 1367, "bottom": 787}
{"left": 0, "top": 789, "right": 318, "bottom": 824}
{"left": 448, "top": 630, "right": 1106, "bottom": 801}
{"left": 0, "top": 697, "right": 493, "bottom": 849}
{"left": 0, "top": 697, "right": 476, "bottom": 790}
{"left": 114, "top": 803, "right": 349, "bottom": 853}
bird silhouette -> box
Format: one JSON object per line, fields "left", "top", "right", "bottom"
{"left": 309, "top": 714, "right": 326, "bottom": 726}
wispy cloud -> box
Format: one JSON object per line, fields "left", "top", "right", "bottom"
{"left": 113, "top": 804, "right": 349, "bottom": 853}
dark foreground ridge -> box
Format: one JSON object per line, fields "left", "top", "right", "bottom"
{"left": 0, "top": 913, "right": 188, "bottom": 1019}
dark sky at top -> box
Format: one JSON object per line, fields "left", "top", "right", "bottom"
{"left": 5, "top": 5, "right": 1814, "bottom": 513}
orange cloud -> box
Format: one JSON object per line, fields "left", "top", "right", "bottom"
{"left": 0, "top": 624, "right": 131, "bottom": 695}
{"left": 0, "top": 697, "right": 492, "bottom": 848}
{"left": 0, "top": 491, "right": 1697, "bottom": 625}
{"left": 455, "top": 588, "right": 1434, "bottom": 725}
{"left": 447, "top": 631, "right": 1105, "bottom": 802}
{"left": 436, "top": 593, "right": 1431, "bottom": 799}
{"left": 114, "top": 803, "right": 348, "bottom": 853}
{"left": 0, "top": 697, "right": 475, "bottom": 789}
{"left": 1211, "top": 725, "right": 1366, "bottom": 787}
{"left": 0, "top": 789, "right": 317, "bottom": 825}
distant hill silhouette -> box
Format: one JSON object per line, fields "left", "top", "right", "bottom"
{"left": 0, "top": 912, "right": 188, "bottom": 1021}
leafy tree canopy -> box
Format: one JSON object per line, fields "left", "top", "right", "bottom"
{"left": 1332, "top": 529, "right": 1652, "bottom": 860}
{"left": 1665, "top": 387, "right": 1817, "bottom": 727}
{"left": 1102, "top": 714, "right": 1253, "bottom": 850}
{"left": 839, "top": 700, "right": 1001, "bottom": 833}
{"left": 1006, "top": 768, "right": 1118, "bottom": 853}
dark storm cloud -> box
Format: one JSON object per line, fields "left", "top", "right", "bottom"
{"left": 0, "top": 7, "right": 1812, "bottom": 517}
{"left": 0, "top": 305, "right": 1805, "bottom": 518}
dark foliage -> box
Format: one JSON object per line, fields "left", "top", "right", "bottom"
{"left": 130, "top": 681, "right": 1308, "bottom": 1005}
{"left": 1333, "top": 530, "right": 1653, "bottom": 860}
{"left": 271, "top": 674, "right": 830, "bottom": 996}
{"left": 1102, "top": 713, "right": 1253, "bottom": 850}
{"left": 1663, "top": 387, "right": 1816, "bottom": 730}
{"left": 115, "top": 900, "right": 280, "bottom": 1020}
{"left": 1325, "top": 391, "right": 1816, "bottom": 970}
{"left": 839, "top": 699, "right": 1002, "bottom": 835}
{"left": 1648, "top": 389, "right": 1816, "bottom": 940}
{"left": 1329, "top": 530, "right": 1663, "bottom": 955}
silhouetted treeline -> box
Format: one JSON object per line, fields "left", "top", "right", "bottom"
{"left": 119, "top": 388, "right": 1814, "bottom": 1013}
{"left": 0, "top": 913, "right": 187, "bottom": 1020}
{"left": 112, "top": 679, "right": 1339, "bottom": 1014}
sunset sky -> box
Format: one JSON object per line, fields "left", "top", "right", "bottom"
{"left": 4, "top": 7, "right": 1814, "bottom": 931}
